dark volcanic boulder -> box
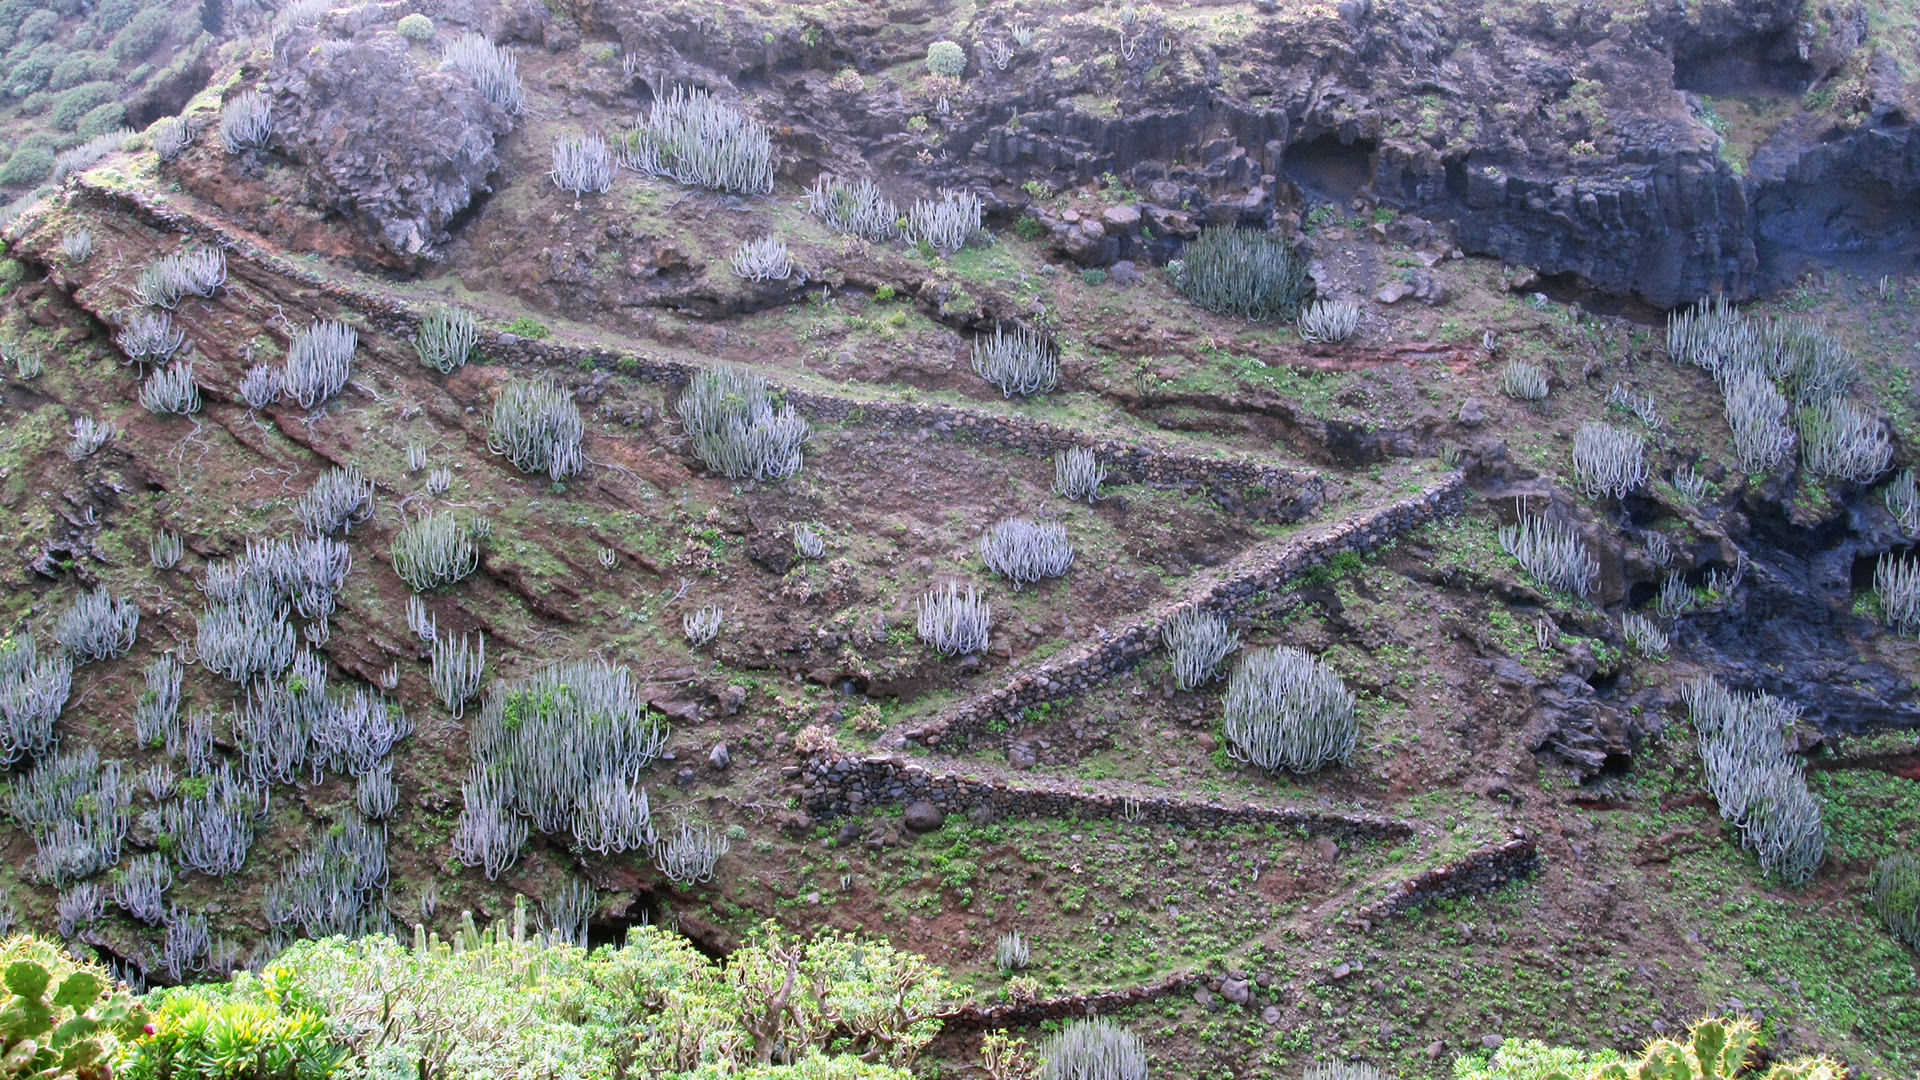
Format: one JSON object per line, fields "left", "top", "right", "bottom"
{"left": 267, "top": 29, "right": 513, "bottom": 262}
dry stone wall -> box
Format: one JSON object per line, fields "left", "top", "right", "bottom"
{"left": 59, "top": 181, "right": 1322, "bottom": 523}
{"left": 802, "top": 756, "right": 1414, "bottom": 841}
{"left": 905, "top": 473, "right": 1470, "bottom": 748}
{"left": 942, "top": 970, "right": 1198, "bottom": 1030}
{"left": 1355, "top": 836, "right": 1539, "bottom": 925}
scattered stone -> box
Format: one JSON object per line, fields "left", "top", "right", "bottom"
{"left": 835, "top": 821, "right": 862, "bottom": 847}
{"left": 1330, "top": 962, "right": 1353, "bottom": 982}
{"left": 901, "top": 800, "right": 946, "bottom": 833}
{"left": 1006, "top": 741, "right": 1038, "bottom": 769}
{"left": 1375, "top": 281, "right": 1413, "bottom": 304}
{"left": 1262, "top": 1005, "right": 1283, "bottom": 1026}
{"left": 1481, "top": 1034, "right": 1504, "bottom": 1051}
{"left": 966, "top": 804, "right": 1001, "bottom": 825}
{"left": 1428, "top": 1041, "right": 1446, "bottom": 1060}
{"left": 1193, "top": 987, "right": 1216, "bottom": 1008}
{"left": 1221, "top": 978, "right": 1252, "bottom": 1006}
{"left": 1313, "top": 836, "right": 1340, "bottom": 863}
{"left": 1458, "top": 397, "right": 1486, "bottom": 427}
{"left": 707, "top": 743, "right": 730, "bottom": 770}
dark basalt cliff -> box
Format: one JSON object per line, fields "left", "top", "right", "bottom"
{"left": 547, "top": 0, "right": 1919, "bottom": 308}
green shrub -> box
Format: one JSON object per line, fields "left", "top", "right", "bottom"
{"left": 396, "top": 13, "right": 434, "bottom": 39}
{"left": 1169, "top": 226, "right": 1313, "bottom": 321}
{"left": 502, "top": 315, "right": 550, "bottom": 339}
{"left": 92, "top": 0, "right": 142, "bottom": 37}
{"left": 1450, "top": 1038, "right": 1622, "bottom": 1080}
{"left": 925, "top": 39, "right": 966, "bottom": 76}
{"left": 0, "top": 145, "right": 54, "bottom": 187}
{"left": 229, "top": 912, "right": 950, "bottom": 1079}
{"left": 122, "top": 983, "right": 341, "bottom": 1080}
{"left": 75, "top": 102, "right": 126, "bottom": 140}
{"left": 111, "top": 8, "right": 173, "bottom": 63}
{"left": 50, "top": 81, "right": 116, "bottom": 129}
{"left": 8, "top": 41, "right": 68, "bottom": 94}
{"left": 47, "top": 53, "right": 96, "bottom": 92}
{"left": 17, "top": 8, "right": 56, "bottom": 42}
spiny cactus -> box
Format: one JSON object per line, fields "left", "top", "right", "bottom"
{"left": 978, "top": 517, "right": 1072, "bottom": 588}
{"left": 616, "top": 85, "right": 773, "bottom": 195}
{"left": 1038, "top": 1018, "right": 1147, "bottom": 1080}
{"left": 1684, "top": 677, "right": 1824, "bottom": 885}
{"left": 551, "top": 134, "right": 615, "bottom": 198}
{"left": 905, "top": 188, "right": 985, "bottom": 253}
{"left": 0, "top": 936, "right": 151, "bottom": 1079}
{"left": 220, "top": 90, "right": 272, "bottom": 152}
{"left": 138, "top": 361, "right": 202, "bottom": 415}
{"left": 682, "top": 604, "right": 723, "bottom": 647}
{"left": 1557, "top": 1017, "right": 1844, "bottom": 1080}
{"left": 1871, "top": 852, "right": 1920, "bottom": 953}
{"left": 1053, "top": 446, "right": 1106, "bottom": 502}
{"left": 488, "top": 375, "right": 584, "bottom": 482}
{"left": 414, "top": 304, "right": 478, "bottom": 373}
{"left": 730, "top": 235, "right": 794, "bottom": 282}
{"left": 994, "top": 930, "right": 1029, "bottom": 972}
{"left": 676, "top": 363, "right": 808, "bottom": 481}
{"left": 1498, "top": 359, "right": 1549, "bottom": 401}
{"left": 295, "top": 465, "right": 375, "bottom": 537}
{"left": 1222, "top": 645, "right": 1356, "bottom": 774}
{"left": 918, "top": 581, "right": 990, "bottom": 656}
{"left": 650, "top": 817, "right": 729, "bottom": 885}
{"left": 284, "top": 320, "right": 355, "bottom": 410}
{"left": 392, "top": 510, "right": 480, "bottom": 592}
{"left": 1169, "top": 227, "right": 1312, "bottom": 322}
{"left": 1570, "top": 421, "right": 1646, "bottom": 499}
{"left": 1296, "top": 299, "right": 1360, "bottom": 343}
{"left": 972, "top": 322, "right": 1058, "bottom": 398}
{"left": 1499, "top": 509, "right": 1597, "bottom": 598}
{"left": 116, "top": 311, "right": 186, "bottom": 364}
{"left": 1162, "top": 608, "right": 1238, "bottom": 690}
{"left": 53, "top": 588, "right": 139, "bottom": 663}
{"left": 804, "top": 175, "right": 898, "bottom": 241}
{"left": 442, "top": 33, "right": 524, "bottom": 114}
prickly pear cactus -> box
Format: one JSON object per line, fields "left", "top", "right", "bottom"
{"left": 0, "top": 938, "right": 151, "bottom": 1080}
{"left": 1537, "top": 1018, "right": 1847, "bottom": 1080}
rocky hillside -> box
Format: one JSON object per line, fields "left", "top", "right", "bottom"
{"left": 0, "top": 1, "right": 1917, "bottom": 1079}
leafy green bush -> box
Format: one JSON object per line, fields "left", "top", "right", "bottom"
{"left": 121, "top": 982, "right": 341, "bottom": 1080}
{"left": 925, "top": 40, "right": 966, "bottom": 76}
{"left": 0, "top": 933, "right": 151, "bottom": 1080}
{"left": 395, "top": 13, "right": 434, "bottom": 39}
{"left": 502, "top": 315, "right": 550, "bottom": 339}
{"left": 110, "top": 9, "right": 173, "bottom": 63}
{"left": 216, "top": 911, "right": 951, "bottom": 1080}
{"left": 1450, "top": 1038, "right": 1621, "bottom": 1080}
{"left": 49, "top": 81, "right": 115, "bottom": 130}
{"left": 0, "top": 145, "right": 53, "bottom": 187}
{"left": 75, "top": 103, "right": 126, "bottom": 139}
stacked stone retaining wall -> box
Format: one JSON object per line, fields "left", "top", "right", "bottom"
{"left": 802, "top": 756, "right": 1413, "bottom": 841}
{"left": 906, "top": 473, "right": 1469, "bottom": 747}
{"left": 941, "top": 970, "right": 1198, "bottom": 1030}
{"left": 54, "top": 182, "right": 1322, "bottom": 522}
{"left": 1355, "top": 836, "right": 1539, "bottom": 925}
